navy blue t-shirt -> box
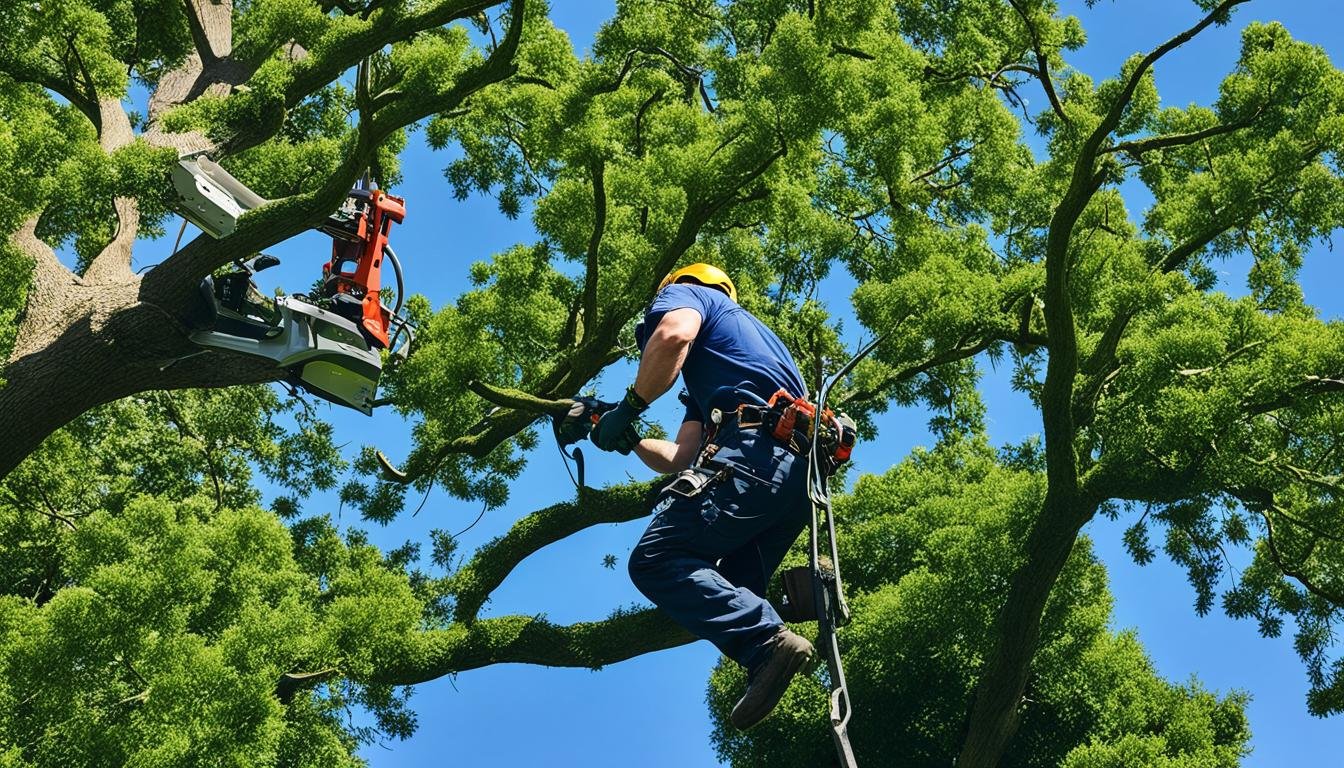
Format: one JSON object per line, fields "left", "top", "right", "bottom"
{"left": 638, "top": 284, "right": 807, "bottom": 423}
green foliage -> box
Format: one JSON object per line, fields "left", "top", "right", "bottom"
{"left": 0, "top": 2, "right": 134, "bottom": 102}
{"left": 4, "top": 0, "right": 1344, "bottom": 763}
{"left": 0, "top": 390, "right": 432, "bottom": 766}
{"left": 0, "top": 495, "right": 427, "bottom": 767}
{"left": 708, "top": 439, "right": 1249, "bottom": 766}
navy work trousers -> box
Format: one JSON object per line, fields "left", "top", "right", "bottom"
{"left": 628, "top": 423, "right": 810, "bottom": 671}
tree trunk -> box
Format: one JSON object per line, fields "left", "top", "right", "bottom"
{"left": 956, "top": 494, "right": 1097, "bottom": 766}
{"left": 1, "top": 275, "right": 281, "bottom": 479}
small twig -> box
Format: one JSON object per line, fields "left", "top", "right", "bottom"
{"left": 7, "top": 487, "right": 78, "bottom": 531}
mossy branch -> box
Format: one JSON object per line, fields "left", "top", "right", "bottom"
{"left": 451, "top": 479, "right": 663, "bottom": 623}
{"left": 467, "top": 380, "right": 574, "bottom": 416}
{"left": 372, "top": 609, "right": 694, "bottom": 686}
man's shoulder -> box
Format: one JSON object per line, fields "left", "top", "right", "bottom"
{"left": 652, "top": 283, "right": 735, "bottom": 316}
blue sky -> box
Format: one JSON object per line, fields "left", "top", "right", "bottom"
{"left": 122, "top": 1, "right": 1344, "bottom": 765}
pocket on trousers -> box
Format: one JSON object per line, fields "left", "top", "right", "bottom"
{"left": 650, "top": 480, "right": 722, "bottom": 532}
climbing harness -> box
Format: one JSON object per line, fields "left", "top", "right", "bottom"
{"left": 711, "top": 337, "right": 882, "bottom": 767}
{"left": 704, "top": 378, "right": 863, "bottom": 765}
{"left": 674, "top": 356, "right": 873, "bottom": 766}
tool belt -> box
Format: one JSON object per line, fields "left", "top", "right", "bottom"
{"left": 701, "top": 388, "right": 858, "bottom": 472}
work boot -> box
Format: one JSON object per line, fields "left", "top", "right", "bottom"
{"left": 730, "top": 628, "right": 815, "bottom": 730}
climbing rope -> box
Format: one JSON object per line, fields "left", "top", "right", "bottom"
{"left": 806, "top": 331, "right": 888, "bottom": 768}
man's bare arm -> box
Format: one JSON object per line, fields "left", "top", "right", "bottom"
{"left": 635, "top": 420, "right": 704, "bottom": 474}
{"left": 632, "top": 308, "right": 701, "bottom": 404}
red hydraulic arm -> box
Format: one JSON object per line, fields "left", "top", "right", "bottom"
{"left": 320, "top": 187, "right": 406, "bottom": 349}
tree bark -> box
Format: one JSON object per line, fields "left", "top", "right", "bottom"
{"left": 956, "top": 495, "right": 1095, "bottom": 766}
{"left": 372, "top": 608, "right": 695, "bottom": 687}
{"left": 0, "top": 272, "right": 283, "bottom": 478}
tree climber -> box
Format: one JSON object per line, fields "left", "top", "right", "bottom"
{"left": 590, "top": 263, "right": 816, "bottom": 730}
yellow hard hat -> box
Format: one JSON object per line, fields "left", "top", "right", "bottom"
{"left": 658, "top": 263, "right": 737, "bottom": 303}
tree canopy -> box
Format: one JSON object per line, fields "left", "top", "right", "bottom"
{"left": 708, "top": 438, "right": 1249, "bottom": 767}
{"left": 2, "top": 0, "right": 1343, "bottom": 765}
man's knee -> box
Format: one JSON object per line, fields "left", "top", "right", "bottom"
{"left": 627, "top": 542, "right": 658, "bottom": 593}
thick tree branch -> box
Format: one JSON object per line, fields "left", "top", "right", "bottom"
{"left": 142, "top": 0, "right": 527, "bottom": 314}
{"left": 372, "top": 608, "right": 694, "bottom": 686}
{"left": 1080, "top": 310, "right": 1132, "bottom": 377}
{"left": 146, "top": 0, "right": 499, "bottom": 156}
{"left": 224, "top": 0, "right": 503, "bottom": 155}
{"left": 830, "top": 44, "right": 875, "bottom": 61}
{"left": 10, "top": 217, "right": 77, "bottom": 297}
{"left": 949, "top": 10, "right": 1268, "bottom": 758}
{"left": 451, "top": 480, "right": 662, "bottom": 623}
{"left": 1072, "top": 310, "right": 1133, "bottom": 428}
{"left": 592, "top": 50, "right": 640, "bottom": 96}
{"left": 0, "top": 296, "right": 287, "bottom": 480}
{"left": 466, "top": 380, "right": 572, "bottom": 416}
{"left": 1085, "top": 0, "right": 1250, "bottom": 162}
{"left": 364, "top": 0, "right": 524, "bottom": 138}
{"left": 147, "top": 0, "right": 241, "bottom": 125}
{"left": 1103, "top": 117, "right": 1256, "bottom": 158}
{"left": 183, "top": 0, "right": 232, "bottom": 64}
{"left": 1155, "top": 211, "right": 1247, "bottom": 273}
{"left": 83, "top": 198, "right": 140, "bottom": 284}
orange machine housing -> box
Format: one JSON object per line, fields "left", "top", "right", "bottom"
{"left": 321, "top": 188, "right": 406, "bottom": 349}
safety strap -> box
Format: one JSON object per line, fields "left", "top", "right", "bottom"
{"left": 805, "top": 332, "right": 889, "bottom": 768}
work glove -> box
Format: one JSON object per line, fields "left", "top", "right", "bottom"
{"left": 591, "top": 387, "right": 648, "bottom": 455}
{"left": 554, "top": 397, "right": 612, "bottom": 447}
